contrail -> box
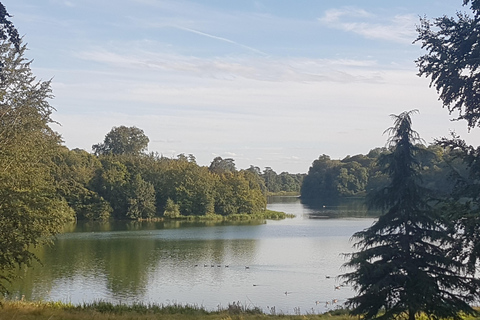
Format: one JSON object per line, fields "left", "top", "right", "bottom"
{"left": 173, "top": 25, "right": 268, "bottom": 56}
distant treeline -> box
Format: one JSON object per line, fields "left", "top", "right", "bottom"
{"left": 52, "top": 126, "right": 304, "bottom": 221}
{"left": 54, "top": 148, "right": 268, "bottom": 220}
{"left": 57, "top": 130, "right": 466, "bottom": 220}
{"left": 301, "top": 145, "right": 463, "bottom": 204}
{"left": 249, "top": 166, "right": 304, "bottom": 195}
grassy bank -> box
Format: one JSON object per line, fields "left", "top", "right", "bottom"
{"left": 156, "top": 209, "right": 294, "bottom": 222}
{"left": 267, "top": 192, "right": 300, "bottom": 197}
{"left": 0, "top": 300, "right": 352, "bottom": 320}
{"left": 2, "top": 301, "right": 480, "bottom": 320}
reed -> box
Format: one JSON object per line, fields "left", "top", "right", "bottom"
{"left": 0, "top": 300, "right": 359, "bottom": 320}
{"left": 163, "top": 209, "right": 293, "bottom": 222}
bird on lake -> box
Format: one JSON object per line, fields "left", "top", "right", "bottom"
{"left": 245, "top": 266, "right": 250, "bottom": 269}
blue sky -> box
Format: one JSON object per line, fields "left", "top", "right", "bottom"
{"left": 4, "top": 0, "right": 479, "bottom": 173}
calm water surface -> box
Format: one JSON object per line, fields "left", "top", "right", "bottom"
{"left": 10, "top": 197, "right": 375, "bottom": 314}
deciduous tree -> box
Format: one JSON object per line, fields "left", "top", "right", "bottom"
{"left": 93, "top": 126, "right": 149, "bottom": 156}
{"left": 126, "top": 174, "right": 156, "bottom": 220}
{"left": 0, "top": 34, "right": 73, "bottom": 291}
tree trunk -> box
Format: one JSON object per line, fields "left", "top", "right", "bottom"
{"left": 409, "top": 310, "right": 415, "bottom": 320}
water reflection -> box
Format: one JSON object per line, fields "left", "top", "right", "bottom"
{"left": 295, "top": 197, "right": 379, "bottom": 219}
{"left": 266, "top": 195, "right": 300, "bottom": 204}
{"left": 68, "top": 219, "right": 265, "bottom": 234}
{"left": 9, "top": 198, "right": 375, "bottom": 314}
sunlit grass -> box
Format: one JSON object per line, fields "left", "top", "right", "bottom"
{"left": 163, "top": 209, "right": 293, "bottom": 222}
{"left": 2, "top": 300, "right": 480, "bottom": 320}
{"left": 0, "top": 300, "right": 358, "bottom": 320}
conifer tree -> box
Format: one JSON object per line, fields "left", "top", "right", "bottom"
{"left": 342, "top": 111, "right": 478, "bottom": 320}
{"left": 416, "top": 0, "right": 480, "bottom": 129}
{"left": 416, "top": 0, "right": 480, "bottom": 281}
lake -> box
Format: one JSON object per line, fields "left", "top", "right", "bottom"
{"left": 9, "top": 196, "right": 375, "bottom": 315}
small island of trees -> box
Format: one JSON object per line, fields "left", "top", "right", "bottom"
{"left": 53, "top": 124, "right": 305, "bottom": 221}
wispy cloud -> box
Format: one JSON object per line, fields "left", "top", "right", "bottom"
{"left": 50, "top": 0, "right": 75, "bottom": 7}
{"left": 319, "top": 7, "right": 417, "bottom": 43}
{"left": 172, "top": 25, "right": 268, "bottom": 56}
{"left": 76, "top": 48, "right": 381, "bottom": 84}
{"left": 320, "top": 7, "right": 373, "bottom": 23}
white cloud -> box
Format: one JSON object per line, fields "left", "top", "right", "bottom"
{"left": 224, "top": 152, "right": 238, "bottom": 157}
{"left": 319, "top": 7, "right": 373, "bottom": 24}
{"left": 319, "top": 7, "right": 417, "bottom": 43}
{"left": 76, "top": 48, "right": 381, "bottom": 85}
{"left": 50, "top": 0, "right": 75, "bottom": 7}
{"left": 11, "top": 0, "right": 479, "bottom": 174}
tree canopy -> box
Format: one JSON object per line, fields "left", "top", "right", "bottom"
{"left": 0, "top": 3, "right": 19, "bottom": 48}
{"left": 0, "top": 29, "right": 73, "bottom": 291}
{"left": 416, "top": 0, "right": 480, "bottom": 129}
{"left": 92, "top": 126, "right": 150, "bottom": 156}
{"left": 342, "top": 111, "right": 478, "bottom": 320}
{"left": 417, "top": 0, "right": 480, "bottom": 282}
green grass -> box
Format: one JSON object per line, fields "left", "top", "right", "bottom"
{"left": 2, "top": 300, "right": 480, "bottom": 320}
{"left": 267, "top": 192, "right": 300, "bottom": 197}
{"left": 164, "top": 209, "right": 293, "bottom": 222}
{"left": 0, "top": 300, "right": 355, "bottom": 320}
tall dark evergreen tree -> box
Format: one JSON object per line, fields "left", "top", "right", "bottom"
{"left": 416, "top": 0, "right": 480, "bottom": 129}
{"left": 0, "top": 2, "right": 19, "bottom": 78}
{"left": 435, "top": 135, "right": 480, "bottom": 274}
{"left": 0, "top": 3, "right": 19, "bottom": 48}
{"left": 416, "top": 0, "right": 480, "bottom": 279}
{"left": 342, "top": 111, "right": 478, "bottom": 320}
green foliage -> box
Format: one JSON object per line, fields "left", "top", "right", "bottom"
{"left": 213, "top": 170, "right": 266, "bottom": 216}
{"left": 436, "top": 135, "right": 480, "bottom": 274}
{"left": 0, "top": 3, "right": 19, "bottom": 53}
{"left": 416, "top": 0, "right": 480, "bottom": 285}
{"left": 245, "top": 165, "right": 268, "bottom": 194}
{"left": 70, "top": 150, "right": 269, "bottom": 220}
{"left": 301, "top": 145, "right": 461, "bottom": 204}
{"left": 0, "top": 38, "right": 73, "bottom": 292}
{"left": 91, "top": 157, "right": 130, "bottom": 219}
{"left": 52, "top": 147, "right": 112, "bottom": 220}
{"left": 301, "top": 154, "right": 372, "bottom": 202}
{"left": 342, "top": 111, "right": 478, "bottom": 320}
{"left": 126, "top": 174, "right": 156, "bottom": 220}
{"left": 209, "top": 156, "right": 236, "bottom": 173}
{"left": 163, "top": 198, "right": 180, "bottom": 218}
{"left": 416, "top": 1, "right": 480, "bottom": 129}
{"left": 92, "top": 125, "right": 149, "bottom": 156}
{"left": 152, "top": 155, "right": 215, "bottom": 216}
{"left": 261, "top": 167, "right": 304, "bottom": 194}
